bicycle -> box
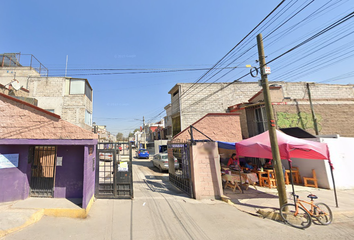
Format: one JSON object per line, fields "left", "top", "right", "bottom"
{"left": 280, "top": 193, "right": 333, "bottom": 229}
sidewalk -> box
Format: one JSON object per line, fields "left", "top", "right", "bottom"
{"left": 0, "top": 198, "right": 84, "bottom": 238}
{"left": 222, "top": 184, "right": 354, "bottom": 222}
{"left": 1, "top": 187, "right": 354, "bottom": 238}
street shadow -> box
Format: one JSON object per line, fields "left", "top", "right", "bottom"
{"left": 142, "top": 178, "right": 188, "bottom": 197}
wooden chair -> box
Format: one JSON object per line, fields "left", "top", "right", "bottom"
{"left": 262, "top": 170, "right": 277, "bottom": 188}
{"left": 303, "top": 169, "right": 318, "bottom": 188}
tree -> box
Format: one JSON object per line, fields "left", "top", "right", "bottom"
{"left": 116, "top": 132, "right": 124, "bottom": 141}
{"left": 128, "top": 132, "right": 134, "bottom": 138}
{"left": 133, "top": 128, "right": 140, "bottom": 133}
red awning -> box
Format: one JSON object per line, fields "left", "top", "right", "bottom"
{"left": 235, "top": 130, "right": 331, "bottom": 163}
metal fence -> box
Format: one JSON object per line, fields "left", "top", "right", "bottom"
{"left": 0, "top": 53, "right": 48, "bottom": 76}
{"left": 168, "top": 141, "right": 193, "bottom": 198}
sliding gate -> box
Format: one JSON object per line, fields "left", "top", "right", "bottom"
{"left": 95, "top": 142, "right": 133, "bottom": 199}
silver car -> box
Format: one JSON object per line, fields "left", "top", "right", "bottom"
{"left": 152, "top": 153, "right": 179, "bottom": 172}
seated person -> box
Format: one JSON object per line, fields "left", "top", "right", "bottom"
{"left": 227, "top": 153, "right": 240, "bottom": 170}
{"left": 263, "top": 159, "right": 273, "bottom": 169}
{"left": 244, "top": 160, "right": 254, "bottom": 170}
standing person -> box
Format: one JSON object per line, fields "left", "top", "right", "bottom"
{"left": 227, "top": 153, "right": 240, "bottom": 168}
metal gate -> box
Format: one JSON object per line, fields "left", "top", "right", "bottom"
{"left": 95, "top": 142, "right": 133, "bottom": 199}
{"left": 29, "top": 146, "right": 57, "bottom": 197}
{"left": 168, "top": 142, "right": 193, "bottom": 198}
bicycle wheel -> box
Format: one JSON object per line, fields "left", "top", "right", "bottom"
{"left": 314, "top": 203, "right": 333, "bottom": 225}
{"left": 280, "top": 203, "right": 312, "bottom": 229}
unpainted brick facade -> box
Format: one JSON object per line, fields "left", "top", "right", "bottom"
{"left": 27, "top": 77, "right": 92, "bottom": 131}
{"left": 170, "top": 82, "right": 354, "bottom": 138}
{"left": 173, "top": 113, "right": 242, "bottom": 143}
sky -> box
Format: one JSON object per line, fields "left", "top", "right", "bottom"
{"left": 2, "top": 0, "right": 354, "bottom": 136}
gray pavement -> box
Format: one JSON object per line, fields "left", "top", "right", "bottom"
{"left": 1, "top": 159, "right": 354, "bottom": 239}
{"left": 223, "top": 184, "right": 354, "bottom": 221}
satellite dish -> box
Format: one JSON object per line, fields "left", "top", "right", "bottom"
{"left": 11, "top": 80, "right": 22, "bottom": 91}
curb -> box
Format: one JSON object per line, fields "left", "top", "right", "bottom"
{"left": 0, "top": 209, "right": 44, "bottom": 238}
{"left": 221, "top": 195, "right": 262, "bottom": 217}
{"left": 0, "top": 197, "right": 95, "bottom": 238}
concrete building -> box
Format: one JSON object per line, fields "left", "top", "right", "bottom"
{"left": 0, "top": 53, "right": 93, "bottom": 131}
{"left": 228, "top": 84, "right": 354, "bottom": 138}
{"left": 168, "top": 82, "right": 265, "bottom": 137}
{"left": 163, "top": 104, "right": 172, "bottom": 140}
{"left": 168, "top": 82, "right": 354, "bottom": 138}
{"left": 0, "top": 93, "right": 98, "bottom": 210}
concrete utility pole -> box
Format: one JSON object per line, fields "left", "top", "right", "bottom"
{"left": 143, "top": 116, "right": 147, "bottom": 149}
{"left": 306, "top": 83, "right": 319, "bottom": 135}
{"left": 257, "top": 33, "right": 287, "bottom": 208}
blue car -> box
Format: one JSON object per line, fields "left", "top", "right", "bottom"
{"left": 136, "top": 148, "right": 149, "bottom": 159}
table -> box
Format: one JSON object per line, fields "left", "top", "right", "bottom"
{"left": 222, "top": 172, "right": 258, "bottom": 192}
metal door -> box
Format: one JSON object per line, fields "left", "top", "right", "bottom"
{"left": 95, "top": 142, "right": 133, "bottom": 199}
{"left": 29, "top": 146, "right": 57, "bottom": 197}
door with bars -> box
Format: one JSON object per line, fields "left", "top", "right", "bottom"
{"left": 29, "top": 146, "right": 57, "bottom": 197}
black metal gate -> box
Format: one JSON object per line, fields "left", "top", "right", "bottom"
{"left": 168, "top": 142, "right": 193, "bottom": 198}
{"left": 95, "top": 142, "right": 133, "bottom": 199}
{"left": 29, "top": 146, "right": 57, "bottom": 197}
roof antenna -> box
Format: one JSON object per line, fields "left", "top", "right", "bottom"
{"left": 65, "top": 55, "right": 68, "bottom": 77}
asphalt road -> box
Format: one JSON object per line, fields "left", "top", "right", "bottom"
{"left": 4, "top": 158, "right": 354, "bottom": 240}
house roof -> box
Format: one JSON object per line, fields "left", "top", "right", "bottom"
{"left": 0, "top": 92, "right": 97, "bottom": 140}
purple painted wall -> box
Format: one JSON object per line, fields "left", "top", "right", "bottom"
{"left": 54, "top": 145, "right": 84, "bottom": 198}
{"left": 0, "top": 145, "right": 30, "bottom": 203}
{"left": 82, "top": 145, "right": 96, "bottom": 209}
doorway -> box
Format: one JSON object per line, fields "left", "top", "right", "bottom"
{"left": 29, "top": 146, "right": 57, "bottom": 197}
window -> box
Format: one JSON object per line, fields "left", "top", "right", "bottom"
{"left": 173, "top": 90, "right": 179, "bottom": 97}
{"left": 68, "top": 78, "right": 92, "bottom": 101}
{"left": 85, "top": 110, "right": 92, "bottom": 126}
{"left": 255, "top": 106, "right": 268, "bottom": 134}
{"left": 45, "top": 109, "right": 55, "bottom": 113}
{"left": 70, "top": 79, "right": 85, "bottom": 94}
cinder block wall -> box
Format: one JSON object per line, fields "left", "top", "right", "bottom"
{"left": 171, "top": 82, "right": 354, "bottom": 135}
{"left": 27, "top": 77, "right": 92, "bottom": 131}
{"left": 190, "top": 142, "right": 223, "bottom": 200}
{"left": 274, "top": 100, "right": 354, "bottom": 137}
{"left": 178, "top": 82, "right": 262, "bottom": 131}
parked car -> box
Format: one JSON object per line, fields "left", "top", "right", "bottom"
{"left": 99, "top": 152, "right": 113, "bottom": 161}
{"left": 136, "top": 148, "right": 149, "bottom": 159}
{"left": 151, "top": 153, "right": 179, "bottom": 172}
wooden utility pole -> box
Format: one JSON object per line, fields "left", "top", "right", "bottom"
{"left": 257, "top": 33, "right": 287, "bottom": 208}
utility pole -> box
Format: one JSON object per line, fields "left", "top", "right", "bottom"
{"left": 143, "top": 116, "right": 147, "bottom": 149}
{"left": 306, "top": 83, "right": 319, "bottom": 135}
{"left": 257, "top": 33, "right": 287, "bottom": 208}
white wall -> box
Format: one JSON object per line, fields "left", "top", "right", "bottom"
{"left": 320, "top": 137, "right": 354, "bottom": 190}
{"left": 281, "top": 158, "right": 330, "bottom": 189}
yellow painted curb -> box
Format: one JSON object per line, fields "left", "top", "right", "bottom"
{"left": 43, "top": 196, "right": 96, "bottom": 219}
{"left": 0, "top": 197, "right": 96, "bottom": 238}
{"left": 0, "top": 209, "right": 44, "bottom": 238}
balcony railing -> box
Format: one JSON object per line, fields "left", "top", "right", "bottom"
{"left": 1, "top": 53, "right": 48, "bottom": 76}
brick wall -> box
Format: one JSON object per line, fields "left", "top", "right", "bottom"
{"left": 173, "top": 113, "right": 242, "bottom": 142}
{"left": 170, "top": 82, "right": 354, "bottom": 134}
{"left": 274, "top": 100, "right": 354, "bottom": 137}
{"left": 177, "top": 82, "right": 263, "bottom": 131}
{"left": 0, "top": 67, "right": 41, "bottom": 88}
{"left": 190, "top": 142, "right": 223, "bottom": 200}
